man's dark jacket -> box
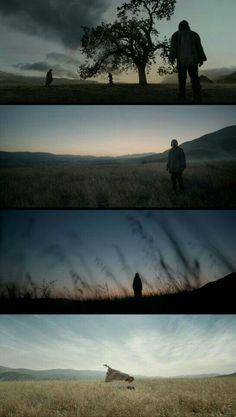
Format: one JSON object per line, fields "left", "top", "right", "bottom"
{"left": 167, "top": 147, "right": 186, "bottom": 173}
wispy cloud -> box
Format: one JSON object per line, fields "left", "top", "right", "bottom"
{"left": 0, "top": 315, "right": 235, "bottom": 376}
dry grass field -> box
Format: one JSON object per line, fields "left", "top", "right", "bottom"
{"left": 1, "top": 161, "right": 235, "bottom": 208}
{"left": 0, "top": 378, "right": 235, "bottom": 417}
{"left": 0, "top": 83, "right": 235, "bottom": 104}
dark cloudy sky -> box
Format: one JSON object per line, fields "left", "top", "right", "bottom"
{"left": 0, "top": 210, "right": 235, "bottom": 297}
{"left": 1, "top": 105, "right": 235, "bottom": 155}
{"left": 0, "top": 0, "right": 235, "bottom": 82}
{"left": 0, "top": 315, "right": 236, "bottom": 376}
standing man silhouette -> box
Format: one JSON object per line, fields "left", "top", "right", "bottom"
{"left": 167, "top": 139, "right": 186, "bottom": 194}
{"left": 132, "top": 273, "right": 142, "bottom": 297}
{"left": 169, "top": 20, "right": 207, "bottom": 102}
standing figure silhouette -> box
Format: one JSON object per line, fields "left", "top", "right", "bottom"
{"left": 167, "top": 139, "right": 186, "bottom": 194}
{"left": 169, "top": 20, "right": 207, "bottom": 102}
{"left": 132, "top": 273, "right": 142, "bottom": 297}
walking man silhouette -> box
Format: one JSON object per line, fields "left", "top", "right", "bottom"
{"left": 108, "top": 72, "right": 113, "bottom": 86}
{"left": 169, "top": 20, "right": 207, "bottom": 102}
{"left": 167, "top": 139, "right": 186, "bottom": 194}
{"left": 132, "top": 273, "right": 142, "bottom": 297}
{"left": 45, "top": 69, "right": 53, "bottom": 87}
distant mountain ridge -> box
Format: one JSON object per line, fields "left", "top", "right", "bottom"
{"left": 0, "top": 151, "right": 155, "bottom": 167}
{"left": 0, "top": 366, "right": 235, "bottom": 381}
{"left": 0, "top": 126, "right": 236, "bottom": 167}
{"left": 162, "top": 68, "right": 236, "bottom": 83}
{"left": 0, "top": 71, "right": 98, "bottom": 85}
{"left": 216, "top": 372, "right": 236, "bottom": 378}
{"left": 0, "top": 371, "right": 36, "bottom": 381}
{"left": 0, "top": 366, "right": 105, "bottom": 381}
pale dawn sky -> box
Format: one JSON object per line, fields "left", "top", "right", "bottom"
{"left": 0, "top": 106, "right": 235, "bottom": 155}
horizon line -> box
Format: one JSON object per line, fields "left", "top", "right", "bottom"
{"left": 0, "top": 124, "right": 235, "bottom": 157}
{"left": 0, "top": 364, "right": 234, "bottom": 378}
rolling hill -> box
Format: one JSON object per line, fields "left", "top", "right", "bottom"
{"left": 192, "top": 272, "right": 236, "bottom": 298}
{"left": 0, "top": 366, "right": 105, "bottom": 381}
{"left": 217, "top": 372, "right": 236, "bottom": 378}
{"left": 218, "top": 71, "right": 236, "bottom": 83}
{"left": 0, "top": 371, "right": 36, "bottom": 381}
{"left": 0, "top": 125, "right": 236, "bottom": 168}
{"left": 140, "top": 125, "right": 236, "bottom": 163}
{"left": 0, "top": 150, "right": 155, "bottom": 167}
{"left": 199, "top": 75, "right": 213, "bottom": 83}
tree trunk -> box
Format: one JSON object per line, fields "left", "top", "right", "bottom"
{"left": 137, "top": 64, "right": 147, "bottom": 85}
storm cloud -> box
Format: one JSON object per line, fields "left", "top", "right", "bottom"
{"left": 0, "top": 0, "right": 110, "bottom": 47}
{"left": 14, "top": 61, "right": 50, "bottom": 72}
{"left": 13, "top": 52, "right": 81, "bottom": 78}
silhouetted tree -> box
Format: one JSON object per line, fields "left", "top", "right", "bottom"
{"left": 80, "top": 0, "right": 176, "bottom": 85}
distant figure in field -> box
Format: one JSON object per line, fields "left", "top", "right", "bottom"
{"left": 132, "top": 272, "right": 142, "bottom": 297}
{"left": 167, "top": 139, "right": 186, "bottom": 194}
{"left": 45, "top": 69, "right": 53, "bottom": 87}
{"left": 169, "top": 20, "right": 207, "bottom": 101}
{"left": 108, "top": 72, "right": 113, "bottom": 86}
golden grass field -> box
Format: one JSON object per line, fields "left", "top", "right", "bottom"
{"left": 0, "top": 83, "right": 235, "bottom": 104}
{"left": 0, "top": 378, "right": 235, "bottom": 417}
{"left": 1, "top": 161, "right": 236, "bottom": 208}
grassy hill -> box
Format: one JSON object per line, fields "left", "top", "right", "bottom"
{"left": 140, "top": 125, "right": 236, "bottom": 163}
{"left": 218, "top": 71, "right": 236, "bottom": 83}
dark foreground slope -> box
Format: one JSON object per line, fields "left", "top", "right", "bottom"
{"left": 1, "top": 273, "right": 235, "bottom": 314}
{"left": 1, "top": 83, "right": 236, "bottom": 104}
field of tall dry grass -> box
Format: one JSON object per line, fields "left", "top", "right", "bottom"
{"left": 1, "top": 161, "right": 235, "bottom": 208}
{"left": 0, "top": 378, "right": 235, "bottom": 417}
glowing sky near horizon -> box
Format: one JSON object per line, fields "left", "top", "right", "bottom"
{"left": 0, "top": 0, "right": 235, "bottom": 82}
{"left": 0, "top": 210, "right": 235, "bottom": 296}
{"left": 0, "top": 106, "right": 235, "bottom": 155}
{"left": 0, "top": 315, "right": 236, "bottom": 377}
